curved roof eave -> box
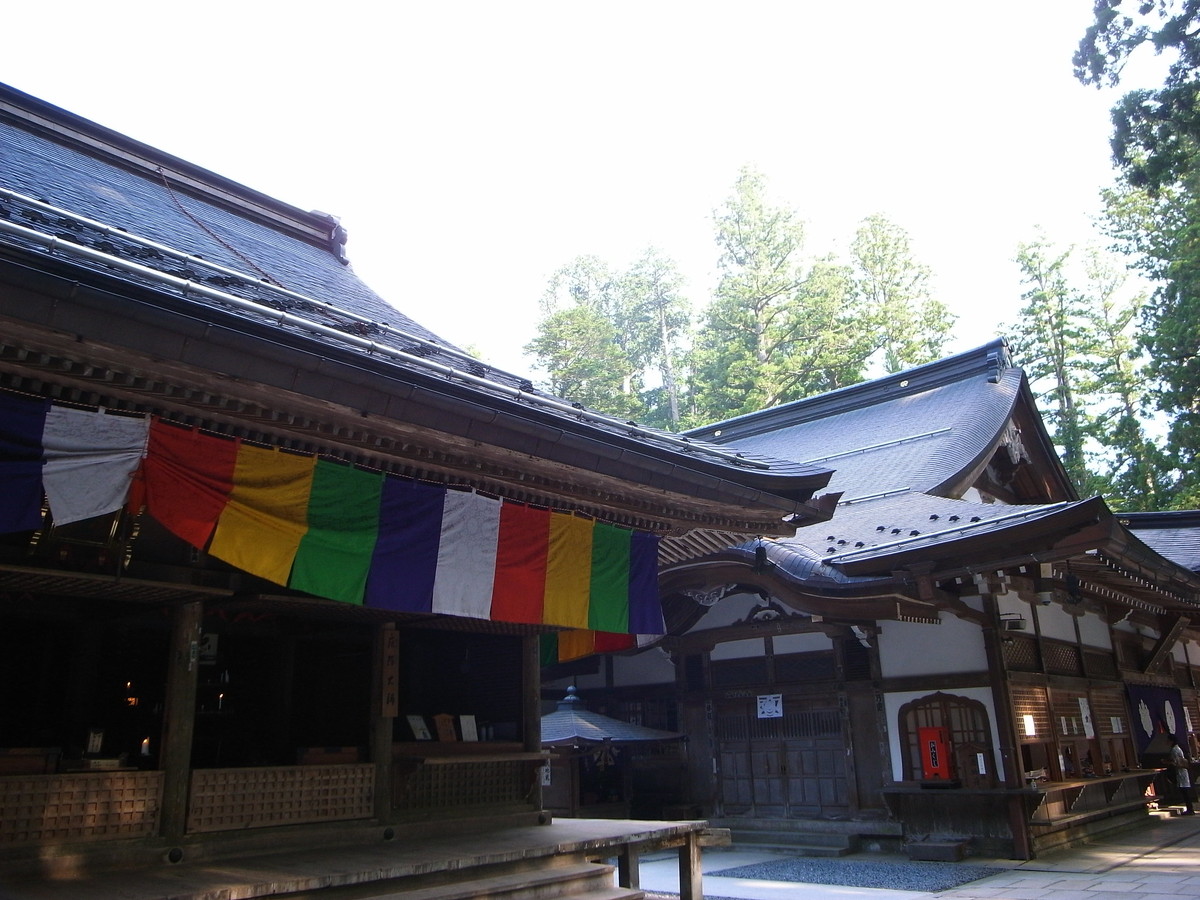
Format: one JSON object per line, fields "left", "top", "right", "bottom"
{"left": 929, "top": 368, "right": 1078, "bottom": 502}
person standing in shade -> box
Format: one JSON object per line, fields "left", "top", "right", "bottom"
{"left": 1170, "top": 734, "right": 1196, "bottom": 815}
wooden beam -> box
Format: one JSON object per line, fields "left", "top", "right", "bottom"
{"left": 370, "top": 623, "right": 397, "bottom": 823}
{"left": 678, "top": 830, "right": 703, "bottom": 900}
{"left": 159, "top": 599, "right": 202, "bottom": 841}
{"left": 1143, "top": 615, "right": 1190, "bottom": 675}
{"left": 522, "top": 635, "right": 544, "bottom": 812}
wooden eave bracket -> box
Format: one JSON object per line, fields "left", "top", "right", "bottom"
{"left": 899, "top": 567, "right": 988, "bottom": 626}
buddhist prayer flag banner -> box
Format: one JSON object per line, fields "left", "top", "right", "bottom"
{"left": 207, "top": 444, "right": 317, "bottom": 586}
{"left": 0, "top": 393, "right": 149, "bottom": 529}
{"left": 0, "top": 398, "right": 664, "bottom": 636}
{"left": 291, "top": 461, "right": 384, "bottom": 605}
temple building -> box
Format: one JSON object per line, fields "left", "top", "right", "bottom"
{"left": 546, "top": 340, "right": 1200, "bottom": 859}
{"left": 0, "top": 83, "right": 835, "bottom": 896}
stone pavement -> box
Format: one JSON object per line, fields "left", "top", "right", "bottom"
{"left": 637, "top": 808, "right": 1200, "bottom": 900}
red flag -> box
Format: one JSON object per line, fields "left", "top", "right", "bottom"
{"left": 137, "top": 420, "right": 237, "bottom": 548}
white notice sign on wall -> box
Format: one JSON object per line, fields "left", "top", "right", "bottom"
{"left": 757, "top": 694, "right": 783, "bottom": 719}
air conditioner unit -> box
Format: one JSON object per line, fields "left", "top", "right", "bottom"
{"left": 1004, "top": 618, "right": 1027, "bottom": 631}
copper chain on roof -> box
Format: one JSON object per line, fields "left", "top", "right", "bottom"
{"left": 156, "top": 167, "right": 282, "bottom": 288}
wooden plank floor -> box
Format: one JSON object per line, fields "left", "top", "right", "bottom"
{"left": 0, "top": 818, "right": 705, "bottom": 900}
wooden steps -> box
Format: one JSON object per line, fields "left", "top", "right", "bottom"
{"left": 283, "top": 859, "right": 643, "bottom": 900}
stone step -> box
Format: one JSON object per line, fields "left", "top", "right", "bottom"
{"left": 728, "top": 829, "right": 858, "bottom": 856}
{"left": 293, "top": 859, "right": 643, "bottom": 900}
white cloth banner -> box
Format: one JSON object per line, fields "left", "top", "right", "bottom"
{"left": 41, "top": 407, "right": 149, "bottom": 525}
{"left": 431, "top": 490, "right": 502, "bottom": 619}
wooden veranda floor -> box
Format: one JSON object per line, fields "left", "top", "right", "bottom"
{"left": 0, "top": 818, "right": 712, "bottom": 900}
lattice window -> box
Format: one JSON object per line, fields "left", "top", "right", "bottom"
{"left": 841, "top": 639, "right": 872, "bottom": 681}
{"left": 779, "top": 708, "right": 841, "bottom": 739}
{"left": 1043, "top": 640, "right": 1083, "bottom": 676}
{"left": 1083, "top": 649, "right": 1118, "bottom": 679}
{"left": 1002, "top": 634, "right": 1040, "bottom": 672}
{"left": 715, "top": 713, "right": 748, "bottom": 742}
{"left": 1011, "top": 684, "right": 1052, "bottom": 742}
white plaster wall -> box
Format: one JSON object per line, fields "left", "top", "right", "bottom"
{"left": 612, "top": 647, "right": 676, "bottom": 686}
{"left": 771, "top": 632, "right": 832, "bottom": 653}
{"left": 993, "top": 591, "right": 1026, "bottom": 618}
{"left": 883, "top": 687, "right": 1006, "bottom": 782}
{"left": 1112, "top": 618, "right": 1142, "bottom": 636}
{"left": 1183, "top": 639, "right": 1200, "bottom": 665}
{"left": 1075, "top": 610, "right": 1112, "bottom": 649}
{"left": 710, "top": 638, "right": 766, "bottom": 661}
{"left": 1034, "top": 603, "right": 1079, "bottom": 643}
{"left": 877, "top": 612, "right": 986, "bottom": 678}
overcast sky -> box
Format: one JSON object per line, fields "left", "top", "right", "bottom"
{"left": 2, "top": 1, "right": 1165, "bottom": 375}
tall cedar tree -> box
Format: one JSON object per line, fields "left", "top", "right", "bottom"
{"left": 1077, "top": 0, "right": 1200, "bottom": 506}
{"left": 1008, "top": 235, "right": 1159, "bottom": 505}
{"left": 850, "top": 215, "right": 956, "bottom": 373}
{"left": 690, "top": 168, "right": 868, "bottom": 422}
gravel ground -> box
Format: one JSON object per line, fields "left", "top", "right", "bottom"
{"left": 706, "top": 857, "right": 998, "bottom": 892}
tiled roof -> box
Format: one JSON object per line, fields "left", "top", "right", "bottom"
{"left": 541, "top": 688, "right": 683, "bottom": 745}
{"left": 672, "top": 343, "right": 1114, "bottom": 585}
{"left": 0, "top": 119, "right": 431, "bottom": 344}
{"left": 687, "top": 341, "right": 1021, "bottom": 499}
{"left": 737, "top": 491, "right": 1087, "bottom": 581}
{"left": 1121, "top": 511, "right": 1200, "bottom": 574}
{"left": 0, "top": 84, "right": 835, "bottom": 510}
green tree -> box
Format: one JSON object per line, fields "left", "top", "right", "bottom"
{"left": 526, "top": 251, "right": 694, "bottom": 427}
{"left": 689, "top": 168, "right": 870, "bottom": 422}
{"left": 850, "top": 214, "right": 956, "bottom": 373}
{"left": 1008, "top": 237, "right": 1102, "bottom": 495}
{"left": 623, "top": 249, "right": 691, "bottom": 428}
{"left": 1076, "top": 245, "right": 1166, "bottom": 508}
{"left": 1007, "top": 234, "right": 1163, "bottom": 505}
{"left": 1075, "top": 0, "right": 1200, "bottom": 191}
{"left": 527, "top": 257, "right": 643, "bottom": 418}
{"left": 1076, "top": 2, "right": 1200, "bottom": 508}
{"left": 525, "top": 304, "right": 640, "bottom": 417}
{"left": 1102, "top": 179, "right": 1200, "bottom": 506}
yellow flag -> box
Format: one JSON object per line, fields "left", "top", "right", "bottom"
{"left": 208, "top": 444, "right": 315, "bottom": 585}
{"left": 542, "top": 513, "right": 593, "bottom": 628}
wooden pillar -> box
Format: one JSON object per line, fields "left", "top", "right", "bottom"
{"left": 981, "top": 590, "right": 1033, "bottom": 859}
{"left": 159, "top": 599, "right": 202, "bottom": 840}
{"left": 370, "top": 623, "right": 397, "bottom": 823}
{"left": 523, "top": 634, "right": 544, "bottom": 811}
{"left": 677, "top": 831, "right": 702, "bottom": 900}
{"left": 617, "top": 842, "right": 641, "bottom": 889}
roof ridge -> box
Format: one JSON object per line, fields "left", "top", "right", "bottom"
{"left": 687, "top": 339, "right": 1012, "bottom": 443}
